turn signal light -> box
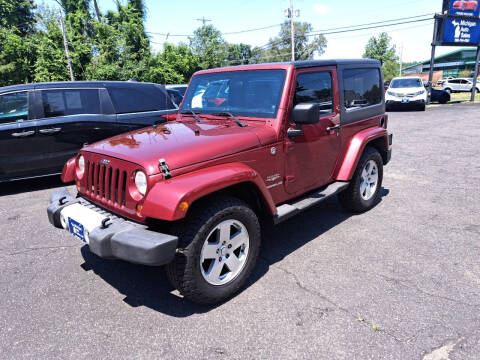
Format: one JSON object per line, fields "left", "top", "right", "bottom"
{"left": 179, "top": 202, "right": 189, "bottom": 212}
{"left": 136, "top": 204, "right": 143, "bottom": 215}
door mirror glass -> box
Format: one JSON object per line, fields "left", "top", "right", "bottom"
{"left": 292, "top": 103, "right": 319, "bottom": 124}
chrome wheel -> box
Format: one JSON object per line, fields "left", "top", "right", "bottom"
{"left": 200, "top": 219, "right": 250, "bottom": 286}
{"left": 360, "top": 160, "right": 378, "bottom": 201}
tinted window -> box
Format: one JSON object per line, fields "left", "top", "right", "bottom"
{"left": 42, "top": 89, "right": 100, "bottom": 117}
{"left": 0, "top": 92, "right": 28, "bottom": 124}
{"left": 294, "top": 72, "right": 333, "bottom": 115}
{"left": 182, "top": 70, "right": 286, "bottom": 118}
{"left": 343, "top": 68, "right": 382, "bottom": 110}
{"left": 108, "top": 86, "right": 175, "bottom": 113}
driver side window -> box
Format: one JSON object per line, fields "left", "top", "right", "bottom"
{"left": 294, "top": 72, "right": 333, "bottom": 115}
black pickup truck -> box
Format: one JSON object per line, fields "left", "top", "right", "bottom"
{"left": 0, "top": 81, "right": 177, "bottom": 182}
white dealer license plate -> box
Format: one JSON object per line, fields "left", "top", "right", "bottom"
{"left": 60, "top": 203, "right": 108, "bottom": 244}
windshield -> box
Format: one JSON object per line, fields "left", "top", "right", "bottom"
{"left": 390, "top": 78, "right": 423, "bottom": 88}
{"left": 181, "top": 69, "right": 286, "bottom": 118}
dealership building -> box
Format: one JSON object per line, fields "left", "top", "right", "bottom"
{"left": 404, "top": 48, "right": 478, "bottom": 78}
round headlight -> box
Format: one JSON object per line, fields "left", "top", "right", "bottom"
{"left": 78, "top": 155, "right": 85, "bottom": 172}
{"left": 135, "top": 171, "right": 147, "bottom": 195}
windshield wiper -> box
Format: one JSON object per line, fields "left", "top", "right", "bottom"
{"left": 181, "top": 110, "right": 201, "bottom": 123}
{"left": 211, "top": 112, "right": 247, "bottom": 127}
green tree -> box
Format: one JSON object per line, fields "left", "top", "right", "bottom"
{"left": 363, "top": 32, "right": 399, "bottom": 81}
{"left": 225, "top": 43, "right": 253, "bottom": 66}
{"left": 0, "top": 0, "right": 36, "bottom": 36}
{"left": 258, "top": 21, "right": 327, "bottom": 63}
{"left": 189, "top": 25, "right": 226, "bottom": 69}
{"left": 0, "top": 0, "right": 37, "bottom": 86}
{"left": 34, "top": 8, "right": 70, "bottom": 82}
{"left": 148, "top": 43, "right": 199, "bottom": 83}
{"left": 88, "top": 0, "right": 150, "bottom": 81}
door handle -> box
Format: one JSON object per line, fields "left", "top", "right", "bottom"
{"left": 326, "top": 124, "right": 341, "bottom": 133}
{"left": 11, "top": 130, "right": 35, "bottom": 137}
{"left": 39, "top": 127, "right": 62, "bottom": 134}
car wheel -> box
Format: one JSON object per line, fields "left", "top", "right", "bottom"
{"left": 419, "top": 104, "right": 426, "bottom": 111}
{"left": 165, "top": 196, "right": 261, "bottom": 305}
{"left": 339, "top": 147, "right": 383, "bottom": 213}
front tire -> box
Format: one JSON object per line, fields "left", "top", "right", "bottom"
{"left": 339, "top": 147, "right": 383, "bottom": 213}
{"left": 165, "top": 197, "right": 261, "bottom": 305}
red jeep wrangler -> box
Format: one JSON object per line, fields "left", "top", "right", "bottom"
{"left": 47, "top": 60, "right": 392, "bottom": 304}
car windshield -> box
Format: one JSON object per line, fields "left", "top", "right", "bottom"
{"left": 181, "top": 69, "right": 286, "bottom": 118}
{"left": 390, "top": 78, "right": 423, "bottom": 88}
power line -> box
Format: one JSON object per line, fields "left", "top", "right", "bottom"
{"left": 223, "top": 21, "right": 435, "bottom": 64}
{"left": 306, "top": 17, "right": 433, "bottom": 37}
{"left": 252, "top": 14, "right": 434, "bottom": 51}
{"left": 147, "top": 23, "right": 282, "bottom": 37}
{"left": 310, "top": 13, "right": 434, "bottom": 33}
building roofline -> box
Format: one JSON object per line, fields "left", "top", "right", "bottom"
{"left": 403, "top": 48, "right": 475, "bottom": 70}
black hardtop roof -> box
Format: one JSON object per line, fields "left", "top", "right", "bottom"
{"left": 290, "top": 59, "right": 381, "bottom": 69}
{"left": 0, "top": 80, "right": 164, "bottom": 93}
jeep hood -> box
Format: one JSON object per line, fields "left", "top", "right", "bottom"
{"left": 84, "top": 119, "right": 275, "bottom": 175}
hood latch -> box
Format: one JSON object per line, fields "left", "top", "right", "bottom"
{"left": 159, "top": 158, "right": 172, "bottom": 179}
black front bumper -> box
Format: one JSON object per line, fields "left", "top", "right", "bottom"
{"left": 47, "top": 189, "right": 178, "bottom": 266}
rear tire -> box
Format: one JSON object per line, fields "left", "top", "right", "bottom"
{"left": 165, "top": 196, "right": 261, "bottom": 305}
{"left": 339, "top": 147, "right": 383, "bottom": 213}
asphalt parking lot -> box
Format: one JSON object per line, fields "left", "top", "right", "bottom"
{"left": 1, "top": 102, "right": 479, "bottom": 359}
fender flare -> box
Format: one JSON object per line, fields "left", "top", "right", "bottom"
{"left": 61, "top": 157, "right": 76, "bottom": 183}
{"left": 334, "top": 127, "right": 388, "bottom": 181}
{"left": 141, "top": 162, "right": 277, "bottom": 221}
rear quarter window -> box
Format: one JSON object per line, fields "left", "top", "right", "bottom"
{"left": 343, "top": 68, "right": 382, "bottom": 110}
{"left": 42, "top": 89, "right": 101, "bottom": 117}
{"left": 108, "top": 85, "right": 175, "bottom": 114}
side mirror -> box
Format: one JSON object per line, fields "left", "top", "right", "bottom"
{"left": 292, "top": 103, "right": 320, "bottom": 125}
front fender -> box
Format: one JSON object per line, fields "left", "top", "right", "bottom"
{"left": 142, "top": 163, "right": 276, "bottom": 221}
{"left": 61, "top": 157, "right": 76, "bottom": 183}
{"left": 334, "top": 127, "right": 388, "bottom": 181}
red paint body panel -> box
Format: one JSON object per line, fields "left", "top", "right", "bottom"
{"left": 334, "top": 126, "right": 388, "bottom": 181}
{"left": 84, "top": 120, "right": 271, "bottom": 176}
{"left": 61, "top": 157, "right": 76, "bottom": 183}
{"left": 142, "top": 163, "right": 276, "bottom": 221}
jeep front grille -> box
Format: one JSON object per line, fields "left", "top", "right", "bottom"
{"left": 85, "top": 160, "right": 127, "bottom": 206}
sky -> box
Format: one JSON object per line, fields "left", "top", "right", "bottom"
{"left": 44, "top": 0, "right": 467, "bottom": 64}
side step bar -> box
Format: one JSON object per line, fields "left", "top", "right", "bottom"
{"left": 273, "top": 181, "right": 349, "bottom": 224}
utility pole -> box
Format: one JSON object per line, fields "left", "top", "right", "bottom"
{"left": 285, "top": 1, "right": 300, "bottom": 61}
{"left": 196, "top": 17, "right": 212, "bottom": 26}
{"left": 59, "top": 9, "right": 74, "bottom": 81}
{"left": 399, "top": 43, "right": 403, "bottom": 77}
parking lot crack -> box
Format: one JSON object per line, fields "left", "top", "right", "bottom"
{"left": 7, "top": 244, "right": 78, "bottom": 256}
{"left": 259, "top": 257, "right": 405, "bottom": 342}
{"left": 355, "top": 269, "right": 480, "bottom": 308}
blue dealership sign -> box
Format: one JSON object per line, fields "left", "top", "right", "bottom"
{"left": 449, "top": 0, "right": 480, "bottom": 18}
{"left": 443, "top": 17, "right": 480, "bottom": 44}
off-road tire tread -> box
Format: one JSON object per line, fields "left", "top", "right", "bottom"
{"left": 165, "top": 196, "right": 260, "bottom": 305}
{"left": 339, "top": 146, "right": 383, "bottom": 213}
